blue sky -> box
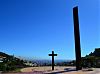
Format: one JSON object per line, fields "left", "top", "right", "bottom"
{"left": 0, "top": 0, "right": 99, "bottom": 60}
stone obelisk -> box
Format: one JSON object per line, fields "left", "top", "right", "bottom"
{"left": 73, "top": 6, "right": 82, "bottom": 70}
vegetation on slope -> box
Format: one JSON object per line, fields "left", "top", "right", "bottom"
{"left": 82, "top": 48, "right": 100, "bottom": 68}
{"left": 0, "top": 52, "right": 25, "bottom": 72}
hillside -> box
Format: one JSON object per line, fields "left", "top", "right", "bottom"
{"left": 89, "top": 48, "right": 100, "bottom": 57}
{"left": 0, "top": 52, "right": 12, "bottom": 58}
{"left": 0, "top": 52, "right": 25, "bottom": 72}
{"left": 82, "top": 48, "right": 100, "bottom": 68}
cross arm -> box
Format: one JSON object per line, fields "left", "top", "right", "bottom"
{"left": 48, "top": 54, "right": 57, "bottom": 56}
{"left": 49, "top": 54, "right": 52, "bottom": 56}
{"left": 54, "top": 54, "right": 57, "bottom": 56}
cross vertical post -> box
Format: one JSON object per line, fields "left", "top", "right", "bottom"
{"left": 49, "top": 51, "right": 57, "bottom": 70}
{"left": 73, "top": 6, "right": 82, "bottom": 70}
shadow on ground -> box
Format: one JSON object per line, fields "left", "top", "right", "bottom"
{"left": 45, "top": 68, "right": 76, "bottom": 74}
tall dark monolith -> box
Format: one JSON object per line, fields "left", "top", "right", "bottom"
{"left": 73, "top": 6, "right": 82, "bottom": 70}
